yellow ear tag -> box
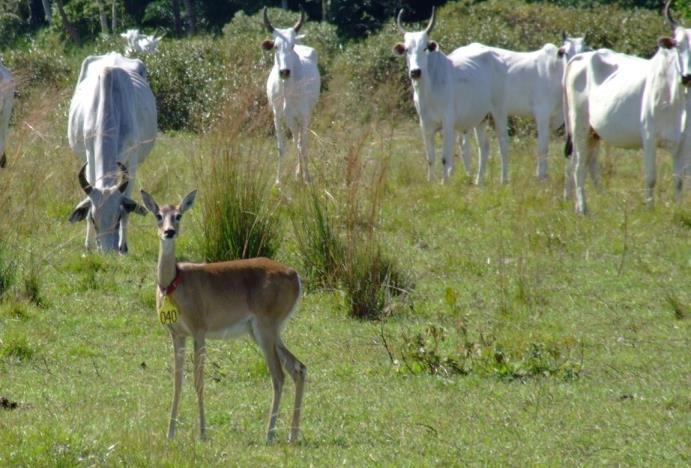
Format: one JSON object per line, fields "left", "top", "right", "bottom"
{"left": 158, "top": 295, "right": 178, "bottom": 325}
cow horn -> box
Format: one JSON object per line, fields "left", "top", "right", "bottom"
{"left": 294, "top": 7, "right": 306, "bottom": 33}
{"left": 664, "top": 0, "right": 678, "bottom": 31}
{"left": 78, "top": 164, "right": 93, "bottom": 195}
{"left": 262, "top": 7, "right": 274, "bottom": 34}
{"left": 117, "top": 162, "right": 129, "bottom": 193}
{"left": 424, "top": 7, "right": 436, "bottom": 35}
{"left": 396, "top": 9, "right": 407, "bottom": 34}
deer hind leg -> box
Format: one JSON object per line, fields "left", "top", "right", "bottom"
{"left": 277, "top": 339, "right": 306, "bottom": 443}
{"left": 193, "top": 335, "right": 207, "bottom": 440}
{"left": 252, "top": 324, "right": 285, "bottom": 444}
{"left": 168, "top": 334, "right": 186, "bottom": 439}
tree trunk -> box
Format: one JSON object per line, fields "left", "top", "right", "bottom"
{"left": 54, "top": 0, "right": 80, "bottom": 43}
{"left": 172, "top": 0, "right": 182, "bottom": 36}
{"left": 26, "top": 0, "right": 47, "bottom": 28}
{"left": 111, "top": 0, "right": 117, "bottom": 33}
{"left": 183, "top": 0, "right": 195, "bottom": 35}
{"left": 95, "top": 0, "right": 110, "bottom": 35}
{"left": 41, "top": 0, "right": 52, "bottom": 24}
{"left": 281, "top": 0, "right": 288, "bottom": 9}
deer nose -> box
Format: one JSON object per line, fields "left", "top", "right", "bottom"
{"left": 279, "top": 69, "right": 291, "bottom": 79}
{"left": 164, "top": 229, "right": 176, "bottom": 239}
{"left": 409, "top": 69, "right": 421, "bottom": 79}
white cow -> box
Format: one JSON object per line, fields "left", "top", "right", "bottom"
{"left": 0, "top": 63, "right": 14, "bottom": 168}
{"left": 68, "top": 52, "right": 157, "bottom": 253}
{"left": 262, "top": 7, "right": 320, "bottom": 184}
{"left": 563, "top": 2, "right": 690, "bottom": 214}
{"left": 393, "top": 8, "right": 510, "bottom": 184}
{"left": 121, "top": 29, "right": 162, "bottom": 56}
{"left": 459, "top": 33, "right": 589, "bottom": 181}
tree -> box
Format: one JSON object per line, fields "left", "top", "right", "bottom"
{"left": 54, "top": 0, "right": 80, "bottom": 43}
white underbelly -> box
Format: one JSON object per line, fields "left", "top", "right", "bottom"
{"left": 206, "top": 318, "right": 252, "bottom": 340}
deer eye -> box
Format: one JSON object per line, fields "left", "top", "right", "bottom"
{"left": 155, "top": 214, "right": 163, "bottom": 222}
{"left": 175, "top": 214, "right": 182, "bottom": 221}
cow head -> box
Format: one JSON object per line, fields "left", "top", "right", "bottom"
{"left": 392, "top": 8, "right": 437, "bottom": 81}
{"left": 559, "top": 32, "right": 589, "bottom": 61}
{"left": 261, "top": 7, "right": 305, "bottom": 80}
{"left": 659, "top": 1, "right": 691, "bottom": 87}
{"left": 69, "top": 163, "right": 146, "bottom": 252}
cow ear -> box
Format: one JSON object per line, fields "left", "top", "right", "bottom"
{"left": 392, "top": 43, "right": 406, "bottom": 55}
{"left": 658, "top": 37, "right": 677, "bottom": 49}
{"left": 69, "top": 198, "right": 92, "bottom": 223}
{"left": 427, "top": 41, "right": 438, "bottom": 52}
{"left": 122, "top": 197, "right": 147, "bottom": 215}
{"left": 262, "top": 39, "right": 275, "bottom": 51}
{"left": 557, "top": 47, "right": 566, "bottom": 58}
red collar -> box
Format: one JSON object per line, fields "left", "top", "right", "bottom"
{"left": 160, "top": 267, "right": 183, "bottom": 296}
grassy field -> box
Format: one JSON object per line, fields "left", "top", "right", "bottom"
{"left": 0, "top": 76, "right": 690, "bottom": 466}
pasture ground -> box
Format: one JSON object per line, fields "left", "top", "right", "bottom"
{"left": 0, "top": 97, "right": 689, "bottom": 465}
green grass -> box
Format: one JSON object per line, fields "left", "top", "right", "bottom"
{"left": 0, "top": 73, "right": 690, "bottom": 466}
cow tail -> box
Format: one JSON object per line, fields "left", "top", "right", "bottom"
{"left": 562, "top": 61, "right": 573, "bottom": 159}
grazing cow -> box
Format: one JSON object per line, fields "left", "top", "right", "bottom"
{"left": 121, "top": 29, "right": 163, "bottom": 56}
{"left": 459, "top": 32, "right": 589, "bottom": 180}
{"left": 393, "top": 8, "right": 510, "bottom": 184}
{"left": 563, "top": 1, "right": 690, "bottom": 214}
{"left": 262, "top": 7, "right": 320, "bottom": 184}
{"left": 0, "top": 63, "right": 14, "bottom": 168}
{"left": 68, "top": 52, "right": 157, "bottom": 252}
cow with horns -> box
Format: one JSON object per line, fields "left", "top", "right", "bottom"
{"left": 459, "top": 32, "right": 590, "bottom": 181}
{"left": 563, "top": 0, "right": 691, "bottom": 214}
{"left": 68, "top": 52, "right": 157, "bottom": 252}
{"left": 121, "top": 29, "right": 163, "bottom": 56}
{"left": 393, "top": 8, "right": 510, "bottom": 184}
{"left": 261, "top": 7, "right": 320, "bottom": 184}
{"left": 0, "top": 63, "right": 14, "bottom": 168}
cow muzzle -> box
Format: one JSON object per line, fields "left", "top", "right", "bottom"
{"left": 279, "top": 69, "right": 291, "bottom": 79}
{"left": 409, "top": 69, "right": 422, "bottom": 80}
{"left": 682, "top": 75, "right": 691, "bottom": 87}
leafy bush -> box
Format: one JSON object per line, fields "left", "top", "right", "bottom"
{"left": 144, "top": 37, "right": 231, "bottom": 132}
{"left": 0, "top": 240, "right": 15, "bottom": 299}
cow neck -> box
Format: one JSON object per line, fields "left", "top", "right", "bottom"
{"left": 157, "top": 239, "right": 178, "bottom": 294}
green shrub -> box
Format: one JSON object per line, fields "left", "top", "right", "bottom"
{"left": 0, "top": 240, "right": 15, "bottom": 299}
{"left": 197, "top": 145, "right": 281, "bottom": 262}
{"left": 0, "top": 332, "right": 34, "bottom": 361}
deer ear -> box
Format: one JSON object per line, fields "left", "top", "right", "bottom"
{"left": 179, "top": 190, "right": 197, "bottom": 214}
{"left": 122, "top": 197, "right": 146, "bottom": 215}
{"left": 140, "top": 190, "right": 159, "bottom": 215}
{"left": 658, "top": 37, "right": 677, "bottom": 49}
{"left": 392, "top": 43, "right": 406, "bottom": 55}
{"left": 69, "top": 198, "right": 91, "bottom": 223}
{"left": 427, "top": 41, "right": 438, "bottom": 52}
{"left": 262, "top": 39, "right": 275, "bottom": 50}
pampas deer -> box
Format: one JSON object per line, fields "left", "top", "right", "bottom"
{"left": 141, "top": 189, "right": 306, "bottom": 443}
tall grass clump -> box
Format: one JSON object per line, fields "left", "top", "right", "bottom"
{"left": 0, "top": 239, "right": 15, "bottom": 299}
{"left": 197, "top": 144, "right": 281, "bottom": 262}
{"left": 292, "top": 130, "right": 412, "bottom": 319}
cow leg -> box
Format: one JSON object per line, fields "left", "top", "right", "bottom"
{"left": 475, "top": 123, "right": 490, "bottom": 185}
{"left": 296, "top": 118, "right": 311, "bottom": 183}
{"left": 535, "top": 114, "right": 550, "bottom": 180}
{"left": 421, "top": 123, "right": 436, "bottom": 183}
{"left": 494, "top": 115, "right": 510, "bottom": 184}
{"left": 574, "top": 136, "right": 597, "bottom": 215}
{"left": 85, "top": 221, "right": 96, "bottom": 251}
{"left": 441, "top": 125, "right": 455, "bottom": 184}
{"left": 672, "top": 146, "right": 684, "bottom": 203}
{"left": 642, "top": 138, "right": 657, "bottom": 206}
{"left": 457, "top": 132, "right": 473, "bottom": 176}
{"left": 273, "top": 113, "right": 287, "bottom": 185}
{"left": 119, "top": 213, "right": 129, "bottom": 254}
{"left": 564, "top": 152, "right": 575, "bottom": 201}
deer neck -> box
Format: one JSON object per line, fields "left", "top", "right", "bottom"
{"left": 157, "top": 239, "right": 178, "bottom": 291}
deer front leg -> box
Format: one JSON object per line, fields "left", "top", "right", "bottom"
{"left": 168, "top": 334, "right": 186, "bottom": 439}
{"left": 193, "top": 335, "right": 207, "bottom": 440}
